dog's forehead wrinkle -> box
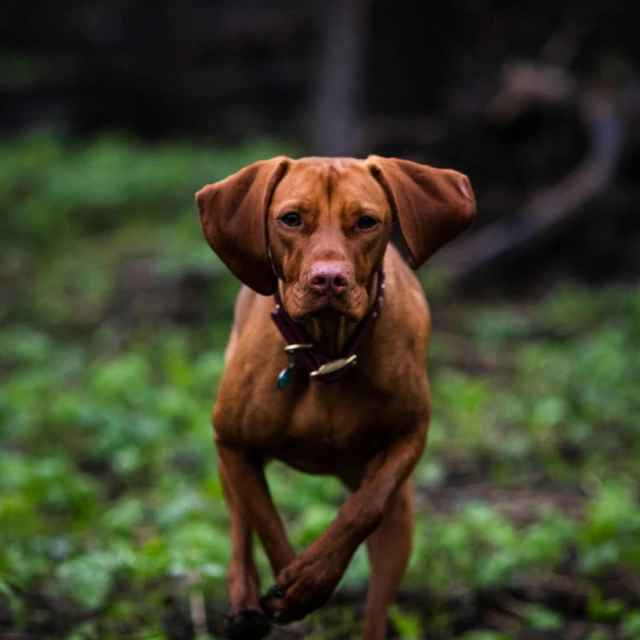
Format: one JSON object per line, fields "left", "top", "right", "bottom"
{"left": 274, "top": 159, "right": 391, "bottom": 229}
{"left": 327, "top": 163, "right": 335, "bottom": 209}
{"left": 273, "top": 197, "right": 313, "bottom": 212}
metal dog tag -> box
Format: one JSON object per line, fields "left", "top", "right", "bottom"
{"left": 284, "top": 343, "right": 313, "bottom": 354}
{"left": 309, "top": 354, "right": 358, "bottom": 379}
{"left": 277, "top": 364, "right": 296, "bottom": 389}
{"left": 277, "top": 343, "right": 313, "bottom": 389}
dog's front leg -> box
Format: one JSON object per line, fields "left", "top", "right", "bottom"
{"left": 216, "top": 442, "right": 296, "bottom": 578}
{"left": 266, "top": 426, "right": 427, "bottom": 624}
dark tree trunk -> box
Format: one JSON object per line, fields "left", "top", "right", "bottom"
{"left": 308, "top": 0, "right": 371, "bottom": 157}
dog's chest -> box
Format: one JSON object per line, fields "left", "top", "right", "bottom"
{"left": 289, "top": 389, "right": 381, "bottom": 441}
{"left": 272, "top": 391, "right": 390, "bottom": 473}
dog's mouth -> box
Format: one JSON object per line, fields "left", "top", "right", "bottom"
{"left": 289, "top": 291, "right": 363, "bottom": 323}
{"left": 309, "top": 299, "right": 350, "bottom": 319}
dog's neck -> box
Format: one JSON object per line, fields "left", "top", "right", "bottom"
{"left": 301, "top": 316, "right": 357, "bottom": 360}
{"left": 299, "top": 270, "right": 381, "bottom": 360}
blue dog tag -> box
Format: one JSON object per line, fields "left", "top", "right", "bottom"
{"left": 277, "top": 364, "right": 295, "bottom": 390}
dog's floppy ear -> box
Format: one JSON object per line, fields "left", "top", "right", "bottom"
{"left": 366, "top": 156, "right": 476, "bottom": 269}
{"left": 196, "top": 157, "right": 290, "bottom": 295}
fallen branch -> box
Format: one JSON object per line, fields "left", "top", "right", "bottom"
{"left": 435, "top": 81, "right": 623, "bottom": 288}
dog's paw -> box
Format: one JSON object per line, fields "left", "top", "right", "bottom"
{"left": 261, "top": 546, "right": 348, "bottom": 624}
{"left": 258, "top": 584, "right": 286, "bottom": 620}
{"left": 225, "top": 609, "right": 271, "bottom": 640}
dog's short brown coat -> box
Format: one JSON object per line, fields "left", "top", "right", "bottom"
{"left": 196, "top": 156, "right": 475, "bottom": 639}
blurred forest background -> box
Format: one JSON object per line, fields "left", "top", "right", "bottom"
{"left": 1, "top": 1, "right": 640, "bottom": 638}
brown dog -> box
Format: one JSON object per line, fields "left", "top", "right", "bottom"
{"left": 196, "top": 156, "right": 475, "bottom": 639}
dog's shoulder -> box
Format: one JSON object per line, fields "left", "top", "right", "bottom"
{"left": 384, "top": 244, "right": 431, "bottom": 343}
{"left": 232, "top": 284, "right": 262, "bottom": 335}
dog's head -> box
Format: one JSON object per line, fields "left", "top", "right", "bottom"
{"left": 196, "top": 156, "right": 475, "bottom": 322}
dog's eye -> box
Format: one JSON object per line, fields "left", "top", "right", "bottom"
{"left": 357, "top": 215, "right": 378, "bottom": 230}
{"left": 280, "top": 212, "right": 301, "bottom": 227}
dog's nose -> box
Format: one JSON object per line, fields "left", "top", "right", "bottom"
{"left": 308, "top": 262, "right": 350, "bottom": 295}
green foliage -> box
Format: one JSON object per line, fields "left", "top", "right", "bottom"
{"left": 579, "top": 483, "right": 640, "bottom": 574}
{"left": 0, "top": 132, "right": 296, "bottom": 258}
{"left": 408, "top": 503, "right": 577, "bottom": 592}
{"left": 459, "top": 633, "right": 511, "bottom": 640}
{"left": 428, "top": 286, "right": 640, "bottom": 484}
{"left": 389, "top": 605, "right": 424, "bottom": 639}
{"left": 523, "top": 604, "right": 564, "bottom": 630}
{"left": 622, "top": 612, "right": 640, "bottom": 639}
{"left": 1, "top": 134, "right": 639, "bottom": 636}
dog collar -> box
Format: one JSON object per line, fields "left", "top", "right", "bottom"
{"left": 271, "top": 267, "right": 386, "bottom": 388}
